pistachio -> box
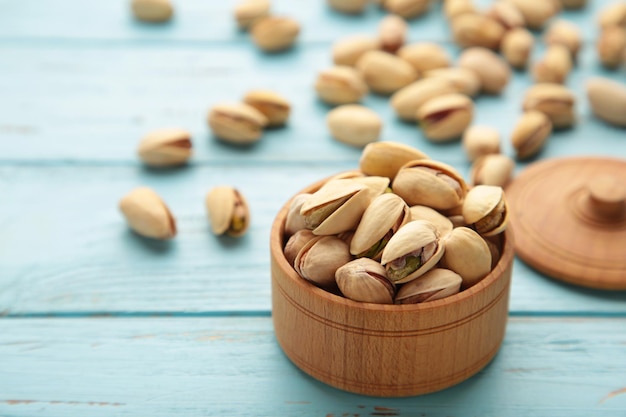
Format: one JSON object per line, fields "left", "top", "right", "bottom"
{"left": 378, "top": 14, "right": 408, "bottom": 54}
{"left": 397, "top": 42, "right": 451, "bottom": 76}
{"left": 532, "top": 44, "right": 573, "bottom": 84}
{"left": 393, "top": 159, "right": 468, "bottom": 210}
{"left": 335, "top": 258, "right": 396, "bottom": 304}
{"left": 355, "top": 50, "right": 418, "bottom": 95}
{"left": 448, "top": 214, "right": 466, "bottom": 228}
{"left": 416, "top": 93, "right": 474, "bottom": 142}
{"left": 295, "top": 236, "right": 352, "bottom": 289}
{"left": 285, "top": 193, "right": 312, "bottom": 237}
{"left": 327, "top": 0, "right": 369, "bottom": 14}
{"left": 327, "top": 105, "right": 382, "bottom": 147}
{"left": 207, "top": 103, "right": 269, "bottom": 144}
{"left": 137, "top": 128, "right": 192, "bottom": 167}
{"left": 503, "top": 0, "right": 560, "bottom": 30}
{"left": 458, "top": 47, "right": 511, "bottom": 95}
{"left": 440, "top": 227, "right": 492, "bottom": 289}
{"left": 596, "top": 26, "right": 626, "bottom": 69}
{"left": 205, "top": 186, "right": 250, "bottom": 237}
{"left": 462, "top": 185, "right": 509, "bottom": 236}
{"left": 234, "top": 0, "right": 270, "bottom": 30}
{"left": 597, "top": 2, "right": 626, "bottom": 29}
{"left": 380, "top": 220, "right": 444, "bottom": 284}
{"left": 462, "top": 125, "right": 501, "bottom": 162}
{"left": 119, "top": 187, "right": 176, "bottom": 240}
{"left": 243, "top": 90, "right": 291, "bottom": 126}
{"left": 332, "top": 35, "right": 380, "bottom": 67}
{"left": 560, "top": 0, "right": 586, "bottom": 9}
{"left": 500, "top": 28, "right": 534, "bottom": 69}
{"left": 390, "top": 78, "right": 458, "bottom": 121}
{"left": 423, "top": 67, "right": 481, "bottom": 97}
{"left": 586, "top": 77, "right": 626, "bottom": 127}
{"left": 470, "top": 154, "right": 515, "bottom": 187}
{"left": 395, "top": 268, "right": 462, "bottom": 304}
{"left": 284, "top": 229, "right": 317, "bottom": 266}
{"left": 381, "top": 0, "right": 431, "bottom": 19}
{"left": 359, "top": 141, "right": 429, "bottom": 180}
{"left": 351, "top": 175, "right": 391, "bottom": 201}
{"left": 315, "top": 66, "right": 369, "bottom": 105}
{"left": 350, "top": 193, "right": 410, "bottom": 259}
{"left": 250, "top": 16, "right": 300, "bottom": 52}
{"left": 408, "top": 205, "right": 453, "bottom": 237}
{"left": 522, "top": 83, "right": 576, "bottom": 129}
{"left": 443, "top": 0, "right": 476, "bottom": 20}
{"left": 486, "top": 2, "right": 525, "bottom": 30}
{"left": 544, "top": 20, "right": 582, "bottom": 60}
{"left": 131, "top": 0, "right": 173, "bottom": 23}
{"left": 450, "top": 13, "right": 505, "bottom": 50}
{"left": 511, "top": 110, "right": 552, "bottom": 159}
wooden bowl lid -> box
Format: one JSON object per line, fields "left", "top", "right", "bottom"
{"left": 506, "top": 157, "right": 626, "bottom": 290}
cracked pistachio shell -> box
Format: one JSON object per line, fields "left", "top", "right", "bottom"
{"left": 284, "top": 229, "right": 316, "bottom": 266}
{"left": 327, "top": 105, "right": 382, "bottom": 147}
{"left": 208, "top": 103, "right": 269, "bottom": 144}
{"left": 131, "top": 0, "right": 173, "bottom": 23}
{"left": 332, "top": 35, "right": 380, "bottom": 67}
{"left": 470, "top": 154, "right": 515, "bottom": 187}
{"left": 390, "top": 78, "right": 457, "bottom": 121}
{"left": 409, "top": 205, "right": 453, "bottom": 237}
{"left": 462, "top": 185, "right": 509, "bottom": 236}
{"left": 378, "top": 14, "right": 408, "bottom": 54}
{"left": 543, "top": 20, "right": 582, "bottom": 60}
{"left": 205, "top": 186, "right": 250, "bottom": 237}
{"left": 416, "top": 93, "right": 474, "bottom": 142}
{"left": 351, "top": 175, "right": 391, "bottom": 200}
{"left": 295, "top": 235, "right": 352, "bottom": 289}
{"left": 522, "top": 83, "right": 576, "bottom": 129}
{"left": 532, "top": 44, "right": 573, "bottom": 84}
{"left": 355, "top": 50, "right": 418, "bottom": 95}
{"left": 300, "top": 179, "right": 370, "bottom": 235}
{"left": 597, "top": 2, "right": 626, "bottom": 29}
{"left": 137, "top": 128, "right": 192, "bottom": 167}
{"left": 335, "top": 258, "right": 396, "bottom": 304}
{"left": 511, "top": 110, "right": 552, "bottom": 160}
{"left": 486, "top": 2, "right": 525, "bottom": 30}
{"left": 451, "top": 13, "right": 505, "bottom": 50}
{"left": 503, "top": 0, "right": 560, "bottom": 30}
{"left": 458, "top": 47, "right": 510, "bottom": 95}
{"left": 382, "top": 0, "right": 431, "bottom": 19}
{"left": 119, "top": 187, "right": 176, "bottom": 240}
{"left": 250, "top": 16, "right": 300, "bottom": 52}
{"left": 443, "top": 0, "right": 476, "bottom": 20}
{"left": 350, "top": 193, "right": 410, "bottom": 259}
{"left": 234, "top": 0, "right": 270, "bottom": 30}
{"left": 597, "top": 26, "right": 626, "bottom": 69}
{"left": 393, "top": 159, "right": 468, "bottom": 210}
{"left": 395, "top": 268, "right": 462, "bottom": 304}
{"left": 285, "top": 193, "right": 312, "bottom": 237}
{"left": 586, "top": 77, "right": 626, "bottom": 127}
{"left": 397, "top": 42, "right": 451, "bottom": 76}
{"left": 381, "top": 220, "right": 444, "bottom": 284}
{"left": 462, "top": 125, "right": 501, "bottom": 162}
{"left": 359, "top": 141, "right": 429, "bottom": 180}
{"left": 501, "top": 28, "right": 534, "bottom": 69}
{"left": 243, "top": 90, "right": 291, "bottom": 127}
{"left": 327, "top": 0, "right": 369, "bottom": 14}
{"left": 440, "top": 227, "right": 492, "bottom": 289}
{"left": 315, "top": 66, "right": 368, "bottom": 105}
{"left": 423, "top": 67, "right": 481, "bottom": 97}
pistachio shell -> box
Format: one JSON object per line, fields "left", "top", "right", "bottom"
{"left": 444, "top": 0, "right": 476, "bottom": 20}
{"left": 137, "top": 128, "right": 192, "bottom": 167}
{"left": 378, "top": 14, "right": 408, "bottom": 54}
{"left": 328, "top": 0, "right": 369, "bottom": 14}
{"left": 355, "top": 50, "right": 418, "bottom": 95}
{"left": 486, "top": 1, "right": 525, "bottom": 30}
{"left": 397, "top": 42, "right": 451, "bottom": 76}
{"left": 351, "top": 175, "right": 391, "bottom": 201}
{"left": 503, "top": 0, "right": 560, "bottom": 30}
{"left": 596, "top": 26, "right": 626, "bottom": 70}
{"left": 462, "top": 125, "right": 501, "bottom": 162}
{"left": 451, "top": 13, "right": 505, "bottom": 50}
{"left": 532, "top": 44, "right": 572, "bottom": 84}
{"left": 423, "top": 67, "right": 482, "bottom": 97}
{"left": 119, "top": 187, "right": 176, "bottom": 240}
{"left": 335, "top": 258, "right": 395, "bottom": 304}
{"left": 597, "top": 2, "right": 626, "bottom": 29}
{"left": 417, "top": 93, "right": 474, "bottom": 142}
{"left": 522, "top": 83, "right": 576, "bottom": 129}
{"left": 250, "top": 16, "right": 300, "bottom": 53}
{"left": 234, "top": 0, "right": 270, "bottom": 30}
{"left": 501, "top": 27, "right": 534, "bottom": 69}
{"left": 390, "top": 78, "right": 458, "bottom": 121}
{"left": 543, "top": 19, "right": 582, "bottom": 60}
{"left": 284, "top": 193, "right": 312, "bottom": 237}
{"left": 284, "top": 229, "right": 316, "bottom": 266}
{"left": 586, "top": 77, "right": 626, "bottom": 127}
{"left": 332, "top": 34, "right": 380, "bottom": 67}
{"left": 462, "top": 185, "right": 509, "bottom": 236}
{"left": 440, "top": 227, "right": 492, "bottom": 289}
{"left": 458, "top": 47, "right": 511, "bottom": 95}
{"left": 131, "top": 0, "right": 173, "bottom": 23}
{"left": 207, "top": 102, "right": 269, "bottom": 144}
{"left": 205, "top": 186, "right": 250, "bottom": 237}
{"left": 408, "top": 205, "right": 453, "bottom": 237}
{"left": 359, "top": 141, "right": 429, "bottom": 180}
{"left": 294, "top": 235, "right": 352, "bottom": 289}
{"left": 395, "top": 268, "right": 462, "bottom": 304}
{"left": 470, "top": 154, "right": 515, "bottom": 187}
{"left": 511, "top": 110, "right": 552, "bottom": 160}
{"left": 315, "top": 66, "right": 369, "bottom": 105}
{"left": 382, "top": 0, "right": 431, "bottom": 19}
{"left": 327, "top": 104, "right": 382, "bottom": 147}
{"left": 381, "top": 220, "right": 445, "bottom": 284}
{"left": 243, "top": 89, "right": 291, "bottom": 126}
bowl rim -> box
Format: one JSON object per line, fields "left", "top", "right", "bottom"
{"left": 271, "top": 173, "right": 515, "bottom": 314}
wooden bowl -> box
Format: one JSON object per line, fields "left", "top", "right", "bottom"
{"left": 270, "top": 177, "right": 515, "bottom": 397}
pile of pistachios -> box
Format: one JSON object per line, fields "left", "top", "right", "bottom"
{"left": 282, "top": 141, "right": 508, "bottom": 305}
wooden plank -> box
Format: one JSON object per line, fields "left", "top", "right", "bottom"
{"left": 1, "top": 164, "right": 626, "bottom": 315}
{"left": 0, "top": 317, "right": 625, "bottom": 416}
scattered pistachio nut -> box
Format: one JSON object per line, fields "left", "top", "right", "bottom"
{"left": 205, "top": 186, "right": 250, "bottom": 237}
{"left": 586, "top": 77, "right": 626, "bottom": 127}
{"left": 522, "top": 83, "right": 576, "bottom": 129}
{"left": 423, "top": 67, "right": 481, "bottom": 97}
{"left": 458, "top": 47, "right": 511, "bottom": 95}
{"left": 462, "top": 185, "right": 509, "bottom": 236}
{"left": 355, "top": 50, "right": 418, "bottom": 95}
{"left": 416, "top": 93, "right": 474, "bottom": 142}
{"left": 119, "top": 187, "right": 176, "bottom": 240}
{"left": 137, "top": 128, "right": 192, "bottom": 168}
{"left": 131, "top": 0, "right": 173, "bottom": 23}
{"left": 207, "top": 103, "right": 269, "bottom": 144}
{"left": 443, "top": 0, "right": 476, "bottom": 20}
{"left": 596, "top": 26, "right": 626, "bottom": 69}
{"left": 470, "top": 154, "right": 515, "bottom": 187}
{"left": 503, "top": 0, "right": 560, "bottom": 30}
{"left": 486, "top": 1, "right": 525, "bottom": 30}
{"left": 378, "top": 14, "right": 408, "bottom": 54}
{"left": 335, "top": 258, "right": 396, "bottom": 304}
{"left": 250, "top": 16, "right": 300, "bottom": 52}
{"left": 327, "top": 0, "right": 369, "bottom": 14}
{"left": 462, "top": 125, "right": 501, "bottom": 162}
{"left": 532, "top": 44, "right": 573, "bottom": 84}
{"left": 511, "top": 110, "right": 552, "bottom": 159}
{"left": 390, "top": 77, "right": 458, "bottom": 121}
{"left": 359, "top": 141, "right": 429, "bottom": 180}
{"left": 315, "top": 66, "right": 369, "bottom": 105}
{"left": 397, "top": 42, "right": 451, "bottom": 76}
{"left": 295, "top": 235, "right": 352, "bottom": 289}
{"left": 284, "top": 193, "right": 312, "bottom": 237}
{"left": 284, "top": 229, "right": 316, "bottom": 266}
{"left": 234, "top": 0, "right": 270, "bottom": 30}
{"left": 440, "top": 227, "right": 492, "bottom": 289}
{"left": 450, "top": 13, "right": 505, "bottom": 50}
{"left": 543, "top": 19, "right": 582, "bottom": 60}
{"left": 243, "top": 89, "right": 291, "bottom": 127}
{"left": 395, "top": 268, "right": 462, "bottom": 304}
{"left": 500, "top": 27, "right": 534, "bottom": 69}
{"left": 327, "top": 105, "right": 382, "bottom": 147}
{"left": 408, "top": 205, "right": 454, "bottom": 237}
{"left": 597, "top": 2, "right": 626, "bottom": 29}
{"left": 560, "top": 0, "right": 586, "bottom": 9}
{"left": 381, "top": 0, "right": 431, "bottom": 19}
{"left": 332, "top": 35, "right": 380, "bottom": 67}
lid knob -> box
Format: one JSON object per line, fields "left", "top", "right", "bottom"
{"left": 585, "top": 175, "right": 626, "bottom": 221}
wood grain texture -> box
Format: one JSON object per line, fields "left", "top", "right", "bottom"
{"left": 0, "top": 317, "right": 625, "bottom": 416}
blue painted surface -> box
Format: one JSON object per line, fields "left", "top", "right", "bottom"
{"left": 0, "top": 0, "right": 625, "bottom": 415}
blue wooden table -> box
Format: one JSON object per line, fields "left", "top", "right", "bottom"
{"left": 1, "top": 0, "right": 626, "bottom": 415}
